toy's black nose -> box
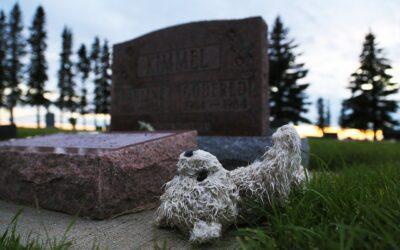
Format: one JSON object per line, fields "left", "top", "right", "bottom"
{"left": 184, "top": 150, "right": 194, "bottom": 157}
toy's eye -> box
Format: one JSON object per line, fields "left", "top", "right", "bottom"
{"left": 184, "top": 150, "right": 194, "bottom": 157}
{"left": 197, "top": 170, "right": 208, "bottom": 182}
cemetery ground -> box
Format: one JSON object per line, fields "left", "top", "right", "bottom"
{"left": 0, "top": 127, "right": 92, "bottom": 141}
{"left": 0, "top": 133, "right": 399, "bottom": 249}
{"left": 15, "top": 127, "right": 72, "bottom": 139}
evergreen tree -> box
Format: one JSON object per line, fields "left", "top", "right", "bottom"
{"left": 76, "top": 44, "right": 90, "bottom": 129}
{"left": 325, "top": 100, "right": 331, "bottom": 127}
{"left": 90, "top": 36, "right": 101, "bottom": 126}
{"left": 269, "top": 16, "right": 310, "bottom": 127}
{"left": 316, "top": 97, "right": 325, "bottom": 130}
{"left": 6, "top": 3, "right": 26, "bottom": 124}
{"left": 0, "top": 11, "right": 6, "bottom": 123}
{"left": 340, "top": 32, "right": 398, "bottom": 140}
{"left": 98, "top": 40, "right": 111, "bottom": 116}
{"left": 57, "top": 27, "right": 76, "bottom": 125}
{"left": 339, "top": 104, "right": 346, "bottom": 128}
{"left": 26, "top": 6, "right": 49, "bottom": 128}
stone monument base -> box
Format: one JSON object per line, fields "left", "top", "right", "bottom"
{"left": 198, "top": 136, "right": 309, "bottom": 170}
{"left": 0, "top": 131, "right": 196, "bottom": 219}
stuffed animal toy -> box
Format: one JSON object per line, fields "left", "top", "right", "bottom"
{"left": 155, "top": 125, "right": 308, "bottom": 243}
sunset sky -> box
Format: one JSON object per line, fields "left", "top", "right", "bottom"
{"left": 1, "top": 0, "right": 399, "bottom": 127}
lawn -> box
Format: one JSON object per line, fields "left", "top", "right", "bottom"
{"left": 16, "top": 127, "right": 74, "bottom": 139}
{"left": 1, "top": 132, "right": 399, "bottom": 249}
{"left": 308, "top": 138, "right": 400, "bottom": 170}
{"left": 238, "top": 138, "right": 400, "bottom": 249}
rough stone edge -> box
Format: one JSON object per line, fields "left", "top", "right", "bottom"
{"left": 95, "top": 130, "right": 198, "bottom": 219}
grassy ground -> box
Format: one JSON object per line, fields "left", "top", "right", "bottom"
{"left": 0, "top": 210, "right": 73, "bottom": 250}
{"left": 16, "top": 127, "right": 70, "bottom": 139}
{"left": 309, "top": 138, "right": 400, "bottom": 170}
{"left": 238, "top": 138, "right": 400, "bottom": 249}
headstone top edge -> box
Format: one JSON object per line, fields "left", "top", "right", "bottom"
{"left": 0, "top": 130, "right": 197, "bottom": 154}
{"left": 113, "top": 16, "right": 266, "bottom": 48}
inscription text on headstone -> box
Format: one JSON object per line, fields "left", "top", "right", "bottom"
{"left": 111, "top": 17, "right": 269, "bottom": 136}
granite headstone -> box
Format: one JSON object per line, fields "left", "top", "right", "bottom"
{"left": 111, "top": 16, "right": 269, "bottom": 136}
{"left": 45, "top": 112, "right": 55, "bottom": 128}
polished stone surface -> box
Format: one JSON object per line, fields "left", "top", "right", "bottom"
{"left": 0, "top": 132, "right": 177, "bottom": 155}
{"left": 0, "top": 132, "right": 175, "bottom": 149}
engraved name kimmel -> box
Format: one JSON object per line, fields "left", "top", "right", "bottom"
{"left": 137, "top": 45, "right": 220, "bottom": 77}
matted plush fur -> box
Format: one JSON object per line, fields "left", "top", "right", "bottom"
{"left": 155, "top": 125, "right": 308, "bottom": 243}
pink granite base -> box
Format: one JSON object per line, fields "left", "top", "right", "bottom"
{"left": 0, "top": 131, "right": 197, "bottom": 219}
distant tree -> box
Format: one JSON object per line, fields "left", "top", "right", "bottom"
{"left": 6, "top": 3, "right": 26, "bottom": 124}
{"left": 269, "top": 16, "right": 310, "bottom": 127}
{"left": 339, "top": 104, "right": 346, "bottom": 128}
{"left": 0, "top": 11, "right": 6, "bottom": 123}
{"left": 26, "top": 6, "right": 49, "bottom": 128}
{"left": 90, "top": 37, "right": 101, "bottom": 126}
{"left": 325, "top": 100, "right": 331, "bottom": 127}
{"left": 57, "top": 27, "right": 76, "bottom": 125}
{"left": 316, "top": 97, "right": 325, "bottom": 130}
{"left": 76, "top": 44, "right": 90, "bottom": 129}
{"left": 68, "top": 117, "right": 77, "bottom": 131}
{"left": 340, "top": 32, "right": 398, "bottom": 140}
{"left": 98, "top": 40, "right": 111, "bottom": 116}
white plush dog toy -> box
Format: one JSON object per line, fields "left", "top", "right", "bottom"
{"left": 155, "top": 125, "right": 307, "bottom": 243}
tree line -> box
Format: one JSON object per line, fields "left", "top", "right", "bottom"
{"left": 0, "top": 5, "right": 398, "bottom": 138}
{"left": 269, "top": 16, "right": 398, "bottom": 139}
{"left": 0, "top": 3, "right": 111, "bottom": 128}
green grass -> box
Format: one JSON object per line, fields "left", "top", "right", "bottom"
{"left": 238, "top": 138, "right": 400, "bottom": 249}
{"left": 16, "top": 127, "right": 72, "bottom": 139}
{"left": 0, "top": 209, "right": 73, "bottom": 250}
{"left": 309, "top": 138, "right": 400, "bottom": 170}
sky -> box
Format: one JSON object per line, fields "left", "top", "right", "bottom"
{"left": 1, "top": 0, "right": 400, "bottom": 127}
